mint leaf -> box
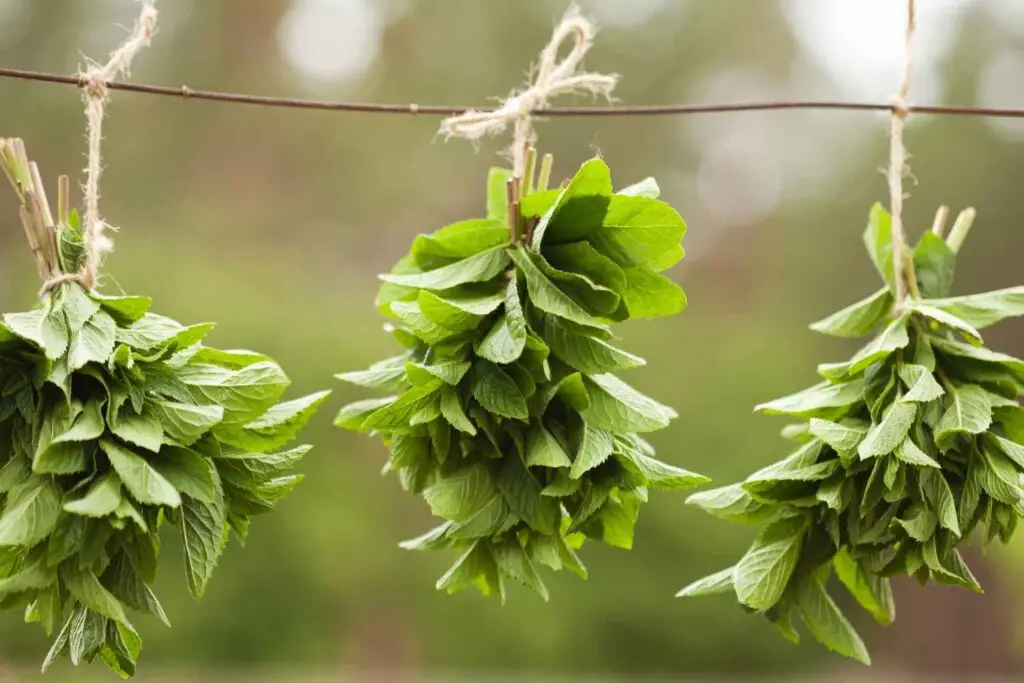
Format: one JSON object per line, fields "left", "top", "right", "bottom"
{"left": 863, "top": 202, "right": 895, "bottom": 291}
{"left": 583, "top": 374, "right": 676, "bottom": 433}
{"left": 541, "top": 315, "right": 644, "bottom": 374}
{"left": 380, "top": 246, "right": 508, "bottom": 290}
{"left": 620, "top": 267, "right": 686, "bottom": 319}
{"left": 100, "top": 440, "right": 180, "bottom": 508}
{"left": 921, "top": 286, "right": 1024, "bottom": 329}
{"left": 64, "top": 474, "right": 123, "bottom": 517}
{"left": 475, "top": 277, "right": 527, "bottom": 364}
{"left": 935, "top": 385, "right": 992, "bottom": 451}
{"left": 0, "top": 478, "right": 62, "bottom": 546}
{"left": 470, "top": 361, "right": 528, "bottom": 421}
{"left": 833, "top": 549, "right": 894, "bottom": 625}
{"left": 508, "top": 247, "right": 607, "bottom": 329}
{"left": 797, "top": 577, "right": 871, "bottom": 664}
{"left": 913, "top": 231, "right": 956, "bottom": 299}
{"left": 734, "top": 516, "right": 806, "bottom": 611}
{"left": 755, "top": 381, "right": 865, "bottom": 418}
{"left": 858, "top": 401, "right": 916, "bottom": 459}
{"left": 676, "top": 566, "right": 734, "bottom": 598}
{"left": 809, "top": 288, "right": 892, "bottom": 338}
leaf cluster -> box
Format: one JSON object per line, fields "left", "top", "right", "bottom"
{"left": 337, "top": 158, "right": 706, "bottom": 601}
{"left": 0, "top": 219, "right": 328, "bottom": 677}
{"left": 680, "top": 204, "right": 1024, "bottom": 664}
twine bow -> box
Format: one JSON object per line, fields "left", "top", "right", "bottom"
{"left": 439, "top": 6, "right": 618, "bottom": 177}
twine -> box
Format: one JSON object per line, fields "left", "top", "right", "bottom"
{"left": 41, "top": 0, "right": 158, "bottom": 295}
{"left": 889, "top": 0, "right": 916, "bottom": 305}
{"left": 438, "top": 6, "right": 618, "bottom": 177}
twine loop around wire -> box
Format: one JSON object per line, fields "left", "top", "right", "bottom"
{"left": 438, "top": 6, "right": 618, "bottom": 176}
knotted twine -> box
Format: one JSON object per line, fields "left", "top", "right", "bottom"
{"left": 41, "top": 0, "right": 158, "bottom": 295}
{"left": 889, "top": 0, "right": 916, "bottom": 306}
{"left": 439, "top": 6, "right": 618, "bottom": 178}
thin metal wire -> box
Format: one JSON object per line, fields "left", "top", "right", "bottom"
{"left": 3, "top": 67, "right": 1024, "bottom": 118}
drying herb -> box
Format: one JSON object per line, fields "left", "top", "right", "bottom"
{"left": 0, "top": 139, "right": 329, "bottom": 677}
{"left": 337, "top": 154, "right": 706, "bottom": 600}
{"left": 679, "top": 203, "right": 1024, "bottom": 664}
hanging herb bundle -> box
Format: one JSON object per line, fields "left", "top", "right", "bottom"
{"left": 0, "top": 140, "right": 328, "bottom": 677}
{"left": 678, "top": 202, "right": 1024, "bottom": 663}
{"left": 336, "top": 153, "right": 706, "bottom": 599}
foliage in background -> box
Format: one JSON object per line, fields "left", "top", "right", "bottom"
{"left": 337, "top": 157, "right": 705, "bottom": 600}
{"left": 681, "top": 203, "right": 1024, "bottom": 664}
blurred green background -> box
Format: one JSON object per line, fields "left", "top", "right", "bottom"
{"left": 2, "top": 0, "right": 1024, "bottom": 680}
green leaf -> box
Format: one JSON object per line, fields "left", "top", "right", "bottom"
{"left": 935, "top": 385, "right": 992, "bottom": 451}
{"left": 508, "top": 247, "right": 607, "bottom": 329}
{"left": 412, "top": 219, "right": 509, "bottom": 266}
{"left": 100, "top": 440, "right": 181, "bottom": 507}
{"left": 531, "top": 252, "right": 621, "bottom": 316}
{"left": 894, "top": 437, "right": 940, "bottom": 468}
{"left": 0, "top": 555, "right": 54, "bottom": 594}
{"left": 858, "top": 402, "right": 916, "bottom": 459}
{"left": 833, "top": 548, "right": 894, "bottom": 626}
{"left": 931, "top": 337, "right": 1024, "bottom": 381}
{"left": 676, "top": 566, "right": 734, "bottom": 598}
{"left": 68, "top": 309, "right": 116, "bottom": 370}
{"left": 0, "top": 478, "right": 62, "bottom": 546}
{"left": 334, "top": 397, "right": 396, "bottom": 432}
{"left": 797, "top": 577, "right": 871, "bottom": 665}
{"left": 181, "top": 467, "right": 227, "bottom": 599}
{"left": 111, "top": 406, "right": 164, "bottom": 453}
{"left": 63, "top": 569, "right": 129, "bottom": 624}
{"left": 439, "top": 386, "right": 476, "bottom": 435}
{"left": 686, "top": 484, "right": 776, "bottom": 524}
{"left": 54, "top": 398, "right": 106, "bottom": 444}
{"left": 570, "top": 423, "right": 614, "bottom": 479}
{"left": 64, "top": 474, "right": 123, "bottom": 517}
{"left": 913, "top": 231, "right": 956, "bottom": 299}
{"left": 978, "top": 445, "right": 1024, "bottom": 504}
{"left": 896, "top": 506, "right": 937, "bottom": 541}
{"left": 909, "top": 303, "right": 983, "bottom": 344}
{"left": 809, "top": 288, "right": 892, "bottom": 338}
{"left": 589, "top": 196, "right": 687, "bottom": 266}
{"left": 90, "top": 292, "right": 152, "bottom": 324}
{"left": 214, "top": 390, "right": 330, "bottom": 452}
{"left": 407, "top": 360, "right": 471, "bottom": 387}
{"left": 808, "top": 418, "right": 866, "bottom": 453}
{"left": 923, "top": 286, "right": 1024, "bottom": 329}
{"left": 531, "top": 158, "right": 613, "bottom": 246}
{"left": 380, "top": 246, "right": 508, "bottom": 290}
{"left": 540, "top": 315, "right": 645, "bottom": 375}
{"left": 619, "top": 449, "right": 709, "bottom": 490}
{"left": 920, "top": 468, "right": 961, "bottom": 536}
{"left": 470, "top": 361, "right": 528, "bottom": 421}
{"left": 496, "top": 458, "right": 557, "bottom": 535}
{"left": 492, "top": 539, "right": 549, "bottom": 601}
{"left": 582, "top": 373, "right": 676, "bottom": 433}
{"left": 847, "top": 315, "right": 910, "bottom": 374}
{"left": 178, "top": 361, "right": 290, "bottom": 423}
{"left": 153, "top": 400, "right": 224, "bottom": 446}
{"left": 334, "top": 355, "right": 408, "bottom": 390}
{"left": 476, "top": 277, "right": 527, "bottom": 364}
{"left": 863, "top": 203, "right": 895, "bottom": 291}
{"left": 755, "top": 380, "right": 865, "bottom": 418}
{"left": 898, "top": 364, "right": 944, "bottom": 403}
{"left": 423, "top": 464, "right": 497, "bottom": 523}
{"left": 4, "top": 306, "right": 68, "bottom": 359}
{"left": 419, "top": 291, "right": 503, "bottom": 330}
{"left": 151, "top": 447, "right": 216, "bottom": 503}
{"left": 525, "top": 423, "right": 572, "bottom": 468}
{"left": 59, "top": 284, "right": 100, "bottom": 333}
{"left": 544, "top": 241, "right": 628, "bottom": 294}
{"left": 734, "top": 516, "right": 806, "bottom": 611}
{"left": 620, "top": 266, "right": 686, "bottom": 319}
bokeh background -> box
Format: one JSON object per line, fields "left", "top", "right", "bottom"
{"left": 2, "top": 0, "right": 1024, "bottom": 680}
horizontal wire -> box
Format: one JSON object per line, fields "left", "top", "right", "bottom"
{"left": 3, "top": 67, "right": 1024, "bottom": 118}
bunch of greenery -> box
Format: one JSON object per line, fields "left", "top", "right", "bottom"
{"left": 337, "top": 154, "right": 706, "bottom": 600}
{"left": 680, "top": 204, "right": 1024, "bottom": 664}
{"left": 0, "top": 140, "right": 329, "bottom": 677}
